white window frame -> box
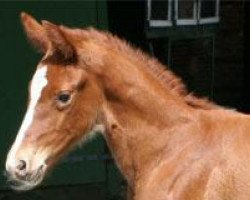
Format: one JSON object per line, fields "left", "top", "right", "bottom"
{"left": 175, "top": 0, "right": 198, "bottom": 25}
{"left": 198, "top": 0, "right": 220, "bottom": 24}
{"left": 147, "top": 0, "right": 173, "bottom": 27}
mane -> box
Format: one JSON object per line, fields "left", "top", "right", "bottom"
{"left": 66, "top": 27, "right": 221, "bottom": 110}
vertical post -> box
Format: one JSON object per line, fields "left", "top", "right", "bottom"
{"left": 148, "top": 40, "right": 155, "bottom": 56}
{"left": 168, "top": 38, "right": 171, "bottom": 67}
{"left": 210, "top": 34, "right": 215, "bottom": 100}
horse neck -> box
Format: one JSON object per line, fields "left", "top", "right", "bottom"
{"left": 91, "top": 52, "right": 194, "bottom": 185}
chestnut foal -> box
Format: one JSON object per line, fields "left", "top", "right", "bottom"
{"left": 5, "top": 13, "right": 250, "bottom": 200}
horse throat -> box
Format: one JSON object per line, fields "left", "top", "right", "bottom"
{"left": 96, "top": 60, "right": 193, "bottom": 186}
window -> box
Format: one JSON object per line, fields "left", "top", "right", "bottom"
{"left": 198, "top": 0, "right": 220, "bottom": 24}
{"left": 147, "top": 0, "right": 172, "bottom": 27}
{"left": 147, "top": 0, "right": 219, "bottom": 27}
{"left": 175, "top": 0, "right": 197, "bottom": 25}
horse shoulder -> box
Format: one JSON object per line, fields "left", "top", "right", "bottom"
{"left": 202, "top": 111, "right": 250, "bottom": 199}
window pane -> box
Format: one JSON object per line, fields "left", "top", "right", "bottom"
{"left": 151, "top": 0, "right": 169, "bottom": 20}
{"left": 178, "top": 0, "right": 195, "bottom": 19}
{"left": 200, "top": 0, "right": 216, "bottom": 18}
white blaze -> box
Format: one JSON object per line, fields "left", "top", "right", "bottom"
{"left": 6, "top": 65, "right": 48, "bottom": 170}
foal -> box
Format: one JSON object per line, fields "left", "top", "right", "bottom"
{"left": 5, "top": 13, "right": 250, "bottom": 200}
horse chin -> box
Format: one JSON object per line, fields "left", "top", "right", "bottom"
{"left": 5, "top": 166, "right": 46, "bottom": 191}
{"left": 8, "top": 178, "right": 43, "bottom": 191}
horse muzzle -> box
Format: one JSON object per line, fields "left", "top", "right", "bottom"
{"left": 5, "top": 148, "right": 48, "bottom": 191}
{"left": 5, "top": 162, "right": 46, "bottom": 191}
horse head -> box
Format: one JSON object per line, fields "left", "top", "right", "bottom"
{"left": 5, "top": 13, "right": 105, "bottom": 191}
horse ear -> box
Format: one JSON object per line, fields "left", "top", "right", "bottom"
{"left": 20, "top": 12, "right": 48, "bottom": 53}
{"left": 41, "top": 20, "right": 76, "bottom": 62}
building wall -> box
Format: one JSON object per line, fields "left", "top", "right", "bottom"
{"left": 108, "top": 1, "right": 245, "bottom": 110}
{"left": 213, "top": 1, "right": 244, "bottom": 109}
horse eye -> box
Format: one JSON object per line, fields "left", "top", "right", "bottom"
{"left": 57, "top": 92, "right": 71, "bottom": 103}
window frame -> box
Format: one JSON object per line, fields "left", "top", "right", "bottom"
{"left": 175, "top": 0, "right": 198, "bottom": 25}
{"left": 198, "top": 0, "right": 220, "bottom": 24}
{"left": 147, "top": 0, "right": 173, "bottom": 27}
{"left": 146, "top": 0, "right": 220, "bottom": 29}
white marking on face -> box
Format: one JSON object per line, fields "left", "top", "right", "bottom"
{"left": 6, "top": 65, "right": 48, "bottom": 171}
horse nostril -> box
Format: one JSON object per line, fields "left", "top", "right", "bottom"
{"left": 16, "top": 160, "right": 26, "bottom": 171}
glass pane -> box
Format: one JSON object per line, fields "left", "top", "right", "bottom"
{"left": 200, "top": 0, "right": 216, "bottom": 18}
{"left": 178, "top": 0, "right": 195, "bottom": 19}
{"left": 151, "top": 0, "right": 169, "bottom": 20}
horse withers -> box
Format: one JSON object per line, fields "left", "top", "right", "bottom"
{"left": 5, "top": 13, "right": 250, "bottom": 200}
